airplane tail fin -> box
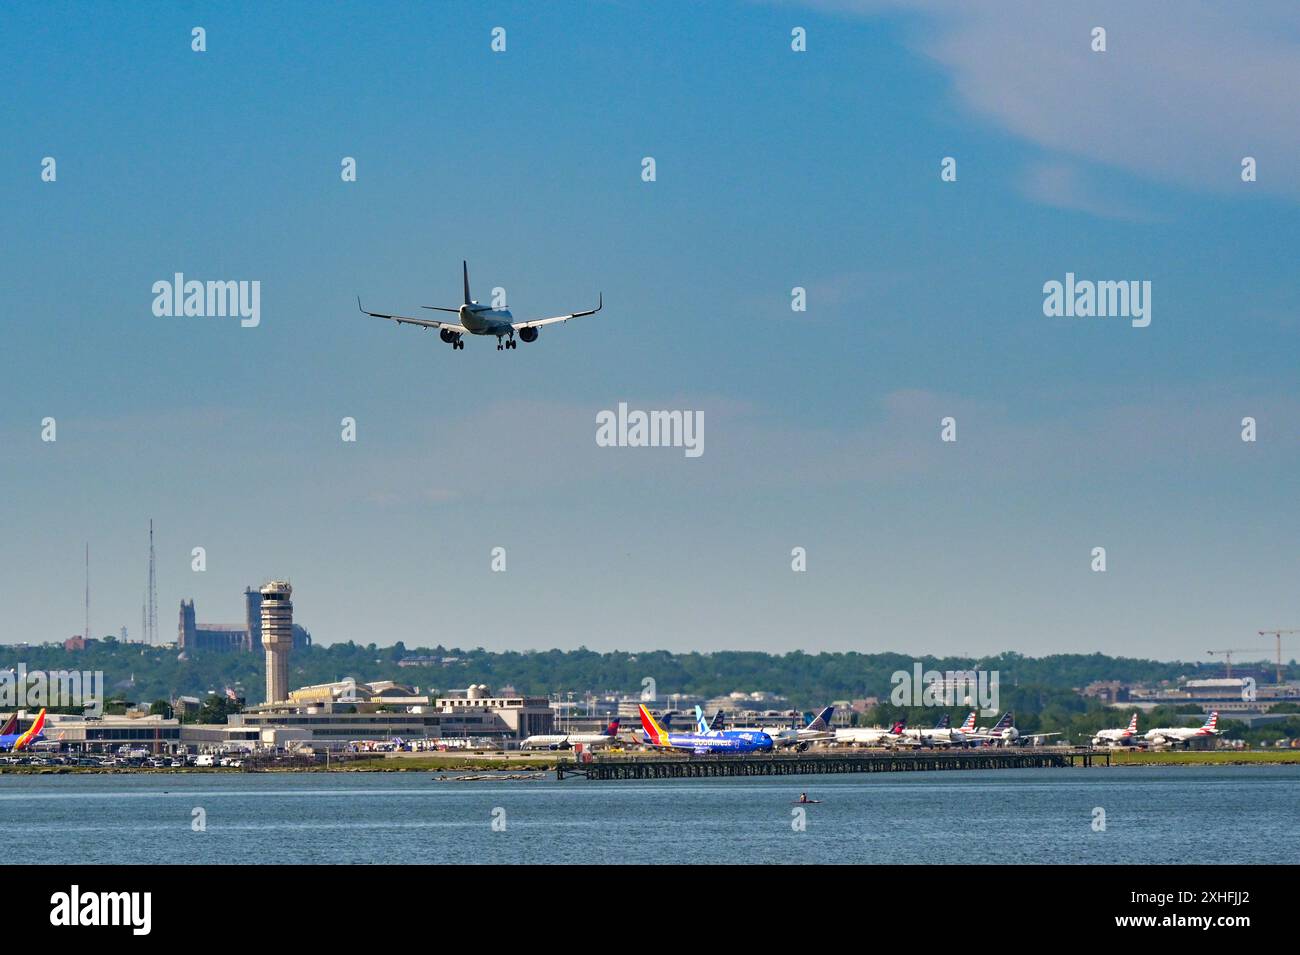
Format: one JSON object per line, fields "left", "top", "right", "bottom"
{"left": 935, "top": 713, "right": 951, "bottom": 730}
{"left": 463, "top": 260, "right": 471, "bottom": 305}
{"left": 604, "top": 718, "right": 621, "bottom": 736}
{"left": 807, "top": 706, "right": 834, "bottom": 731}
{"left": 889, "top": 720, "right": 905, "bottom": 734}
{"left": 1127, "top": 712, "right": 1139, "bottom": 734}
{"left": 960, "top": 711, "right": 977, "bottom": 733}
{"left": 694, "top": 705, "right": 708, "bottom": 734}
{"left": 638, "top": 705, "right": 667, "bottom": 746}
{"left": 1203, "top": 711, "right": 1219, "bottom": 732}
{"left": 0, "top": 713, "right": 16, "bottom": 737}
{"left": 709, "top": 709, "right": 725, "bottom": 731}
{"left": 13, "top": 708, "right": 46, "bottom": 751}
{"left": 991, "top": 711, "right": 1014, "bottom": 733}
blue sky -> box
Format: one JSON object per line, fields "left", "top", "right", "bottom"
{"left": 3, "top": 2, "right": 1297, "bottom": 660}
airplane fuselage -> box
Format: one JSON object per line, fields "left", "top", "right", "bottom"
{"left": 655, "top": 731, "right": 773, "bottom": 754}
{"left": 459, "top": 303, "right": 515, "bottom": 336}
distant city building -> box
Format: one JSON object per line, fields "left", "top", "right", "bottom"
{"left": 227, "top": 682, "right": 553, "bottom": 751}
{"left": 177, "top": 587, "right": 311, "bottom": 653}
{"left": 1081, "top": 680, "right": 1128, "bottom": 703}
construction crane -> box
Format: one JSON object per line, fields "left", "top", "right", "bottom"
{"left": 1207, "top": 632, "right": 1297, "bottom": 683}
{"left": 1258, "top": 630, "right": 1299, "bottom": 685}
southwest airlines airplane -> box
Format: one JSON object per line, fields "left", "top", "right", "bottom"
{"left": 360, "top": 261, "right": 603, "bottom": 350}
{"left": 639, "top": 705, "right": 773, "bottom": 754}
{"left": 0, "top": 709, "right": 46, "bottom": 751}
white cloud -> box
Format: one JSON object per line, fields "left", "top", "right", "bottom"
{"left": 805, "top": 0, "right": 1300, "bottom": 207}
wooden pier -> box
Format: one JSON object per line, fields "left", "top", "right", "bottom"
{"left": 556, "top": 747, "right": 1109, "bottom": 780}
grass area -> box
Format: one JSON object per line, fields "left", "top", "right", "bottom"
{"left": 342, "top": 753, "right": 563, "bottom": 772}
{"left": 1110, "top": 749, "right": 1300, "bottom": 766}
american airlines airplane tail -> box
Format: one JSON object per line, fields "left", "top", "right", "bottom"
{"left": 1126, "top": 712, "right": 1139, "bottom": 735}
{"left": 959, "top": 711, "right": 977, "bottom": 733}
{"left": 1200, "top": 711, "right": 1219, "bottom": 734}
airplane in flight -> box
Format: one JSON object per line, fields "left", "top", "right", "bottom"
{"left": 638, "top": 705, "right": 773, "bottom": 755}
{"left": 520, "top": 718, "right": 622, "bottom": 751}
{"left": 1143, "top": 711, "right": 1219, "bottom": 748}
{"left": 0, "top": 709, "right": 46, "bottom": 752}
{"left": 1092, "top": 712, "right": 1141, "bottom": 747}
{"left": 358, "top": 261, "right": 603, "bottom": 350}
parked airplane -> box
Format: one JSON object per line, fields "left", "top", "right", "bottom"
{"left": 970, "top": 711, "right": 1063, "bottom": 746}
{"left": 638, "top": 705, "right": 773, "bottom": 755}
{"left": 693, "top": 706, "right": 726, "bottom": 735}
{"left": 521, "top": 718, "right": 622, "bottom": 751}
{"left": 359, "top": 261, "right": 602, "bottom": 350}
{"left": 897, "top": 711, "right": 983, "bottom": 747}
{"left": 0, "top": 709, "right": 46, "bottom": 751}
{"left": 879, "top": 713, "right": 958, "bottom": 747}
{"left": 1143, "top": 711, "right": 1219, "bottom": 748}
{"left": 761, "top": 707, "right": 837, "bottom": 749}
{"left": 832, "top": 719, "right": 907, "bottom": 747}
{"left": 1092, "top": 712, "right": 1141, "bottom": 747}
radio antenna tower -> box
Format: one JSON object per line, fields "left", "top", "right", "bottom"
{"left": 147, "top": 520, "right": 158, "bottom": 645}
{"left": 84, "top": 542, "right": 90, "bottom": 643}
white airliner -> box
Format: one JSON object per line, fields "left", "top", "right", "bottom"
{"left": 1143, "top": 711, "right": 1219, "bottom": 748}
{"left": 359, "top": 261, "right": 602, "bottom": 350}
{"left": 729, "top": 707, "right": 838, "bottom": 749}
{"left": 520, "top": 719, "right": 622, "bottom": 751}
{"left": 893, "top": 712, "right": 978, "bottom": 747}
{"left": 832, "top": 719, "right": 907, "bottom": 747}
{"left": 969, "top": 712, "right": 1064, "bottom": 746}
{"left": 1092, "top": 712, "right": 1140, "bottom": 747}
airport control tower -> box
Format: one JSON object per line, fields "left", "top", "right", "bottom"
{"left": 260, "top": 580, "right": 293, "bottom": 704}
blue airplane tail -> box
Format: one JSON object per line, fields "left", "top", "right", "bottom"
{"left": 807, "top": 706, "right": 834, "bottom": 731}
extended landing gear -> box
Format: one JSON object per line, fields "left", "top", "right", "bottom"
{"left": 451, "top": 339, "right": 464, "bottom": 350}
{"left": 497, "top": 337, "right": 516, "bottom": 350}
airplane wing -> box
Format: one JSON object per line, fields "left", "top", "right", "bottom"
{"left": 358, "top": 297, "right": 466, "bottom": 333}
{"left": 511, "top": 294, "right": 603, "bottom": 330}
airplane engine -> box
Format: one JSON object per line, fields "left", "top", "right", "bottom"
{"left": 439, "top": 328, "right": 459, "bottom": 344}
{"left": 519, "top": 326, "right": 539, "bottom": 343}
